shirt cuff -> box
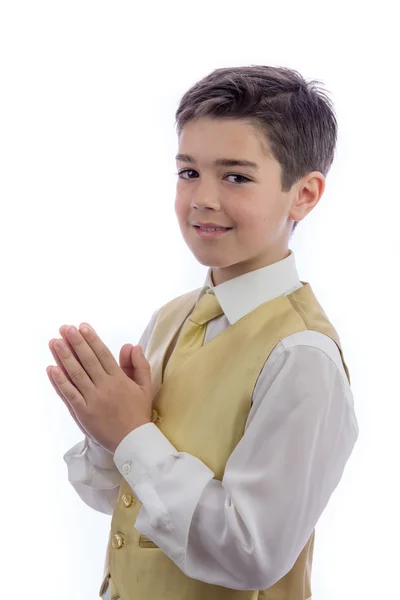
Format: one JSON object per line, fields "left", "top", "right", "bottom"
{"left": 86, "top": 438, "right": 116, "bottom": 470}
{"left": 63, "top": 438, "right": 91, "bottom": 484}
{"left": 113, "top": 423, "right": 178, "bottom": 486}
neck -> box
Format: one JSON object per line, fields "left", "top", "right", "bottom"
{"left": 211, "top": 249, "right": 291, "bottom": 286}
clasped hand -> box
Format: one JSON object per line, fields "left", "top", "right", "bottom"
{"left": 46, "top": 322, "right": 153, "bottom": 453}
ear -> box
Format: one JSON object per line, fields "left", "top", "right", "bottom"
{"left": 289, "top": 172, "right": 325, "bottom": 222}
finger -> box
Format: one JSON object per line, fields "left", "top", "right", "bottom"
{"left": 119, "top": 343, "right": 135, "bottom": 378}
{"left": 120, "top": 344, "right": 144, "bottom": 383}
{"left": 49, "top": 337, "right": 76, "bottom": 387}
{"left": 130, "top": 346, "right": 152, "bottom": 395}
{"left": 49, "top": 331, "right": 91, "bottom": 434}
{"left": 51, "top": 324, "right": 89, "bottom": 376}
{"left": 53, "top": 335, "right": 95, "bottom": 397}
{"left": 60, "top": 325, "right": 84, "bottom": 364}
{"left": 59, "top": 325, "right": 98, "bottom": 383}
{"left": 62, "top": 325, "right": 105, "bottom": 384}
{"left": 49, "top": 365, "right": 87, "bottom": 411}
{"left": 46, "top": 366, "right": 90, "bottom": 438}
{"left": 78, "top": 323, "right": 119, "bottom": 375}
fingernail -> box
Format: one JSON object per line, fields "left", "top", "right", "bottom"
{"left": 80, "top": 323, "right": 94, "bottom": 334}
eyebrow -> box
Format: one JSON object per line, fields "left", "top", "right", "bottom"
{"left": 175, "top": 153, "right": 259, "bottom": 170}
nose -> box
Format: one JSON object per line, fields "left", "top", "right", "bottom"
{"left": 191, "top": 184, "right": 221, "bottom": 210}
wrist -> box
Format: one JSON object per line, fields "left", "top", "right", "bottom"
{"left": 110, "top": 419, "right": 151, "bottom": 454}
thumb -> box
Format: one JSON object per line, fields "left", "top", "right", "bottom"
{"left": 130, "top": 345, "right": 152, "bottom": 393}
{"left": 119, "top": 343, "right": 135, "bottom": 379}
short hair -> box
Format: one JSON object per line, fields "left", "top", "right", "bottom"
{"left": 175, "top": 65, "right": 338, "bottom": 234}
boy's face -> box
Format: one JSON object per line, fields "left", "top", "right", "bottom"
{"left": 175, "top": 116, "right": 324, "bottom": 285}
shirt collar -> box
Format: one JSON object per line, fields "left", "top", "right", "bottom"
{"left": 198, "top": 250, "right": 302, "bottom": 325}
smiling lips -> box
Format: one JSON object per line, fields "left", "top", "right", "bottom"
{"left": 193, "top": 223, "right": 233, "bottom": 238}
{"left": 193, "top": 222, "right": 232, "bottom": 229}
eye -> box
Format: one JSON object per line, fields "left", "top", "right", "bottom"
{"left": 226, "top": 174, "right": 251, "bottom": 184}
{"left": 176, "top": 170, "right": 251, "bottom": 184}
{"left": 177, "top": 169, "right": 199, "bottom": 179}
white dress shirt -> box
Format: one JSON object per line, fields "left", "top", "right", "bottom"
{"left": 64, "top": 250, "right": 359, "bottom": 591}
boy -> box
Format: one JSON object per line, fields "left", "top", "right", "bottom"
{"left": 48, "top": 65, "right": 359, "bottom": 600}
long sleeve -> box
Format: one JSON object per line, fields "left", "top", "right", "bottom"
{"left": 113, "top": 337, "right": 359, "bottom": 589}
{"left": 63, "top": 308, "right": 160, "bottom": 514}
{"left": 63, "top": 437, "right": 121, "bottom": 515}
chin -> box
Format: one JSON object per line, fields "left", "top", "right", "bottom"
{"left": 183, "top": 233, "right": 237, "bottom": 268}
{"left": 191, "top": 252, "right": 234, "bottom": 269}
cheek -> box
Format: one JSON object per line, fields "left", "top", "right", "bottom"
{"left": 241, "top": 197, "right": 276, "bottom": 225}
{"left": 174, "top": 194, "right": 187, "bottom": 220}
{"left": 232, "top": 203, "right": 264, "bottom": 229}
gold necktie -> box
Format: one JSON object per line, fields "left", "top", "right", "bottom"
{"left": 164, "top": 290, "right": 224, "bottom": 379}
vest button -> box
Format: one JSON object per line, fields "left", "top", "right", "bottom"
{"left": 122, "top": 493, "right": 135, "bottom": 508}
{"left": 112, "top": 533, "right": 124, "bottom": 549}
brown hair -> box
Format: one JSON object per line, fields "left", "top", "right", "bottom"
{"left": 175, "top": 65, "right": 338, "bottom": 234}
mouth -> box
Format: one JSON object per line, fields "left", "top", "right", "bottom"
{"left": 193, "top": 225, "right": 233, "bottom": 238}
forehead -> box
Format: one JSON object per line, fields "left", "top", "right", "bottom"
{"left": 178, "top": 117, "right": 272, "bottom": 160}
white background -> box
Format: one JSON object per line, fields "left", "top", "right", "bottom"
{"left": 1, "top": 1, "right": 399, "bottom": 598}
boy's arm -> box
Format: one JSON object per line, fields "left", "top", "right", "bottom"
{"left": 63, "top": 308, "right": 159, "bottom": 514}
{"left": 113, "top": 339, "right": 359, "bottom": 589}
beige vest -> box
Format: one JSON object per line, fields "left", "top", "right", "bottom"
{"left": 99, "top": 282, "right": 351, "bottom": 600}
